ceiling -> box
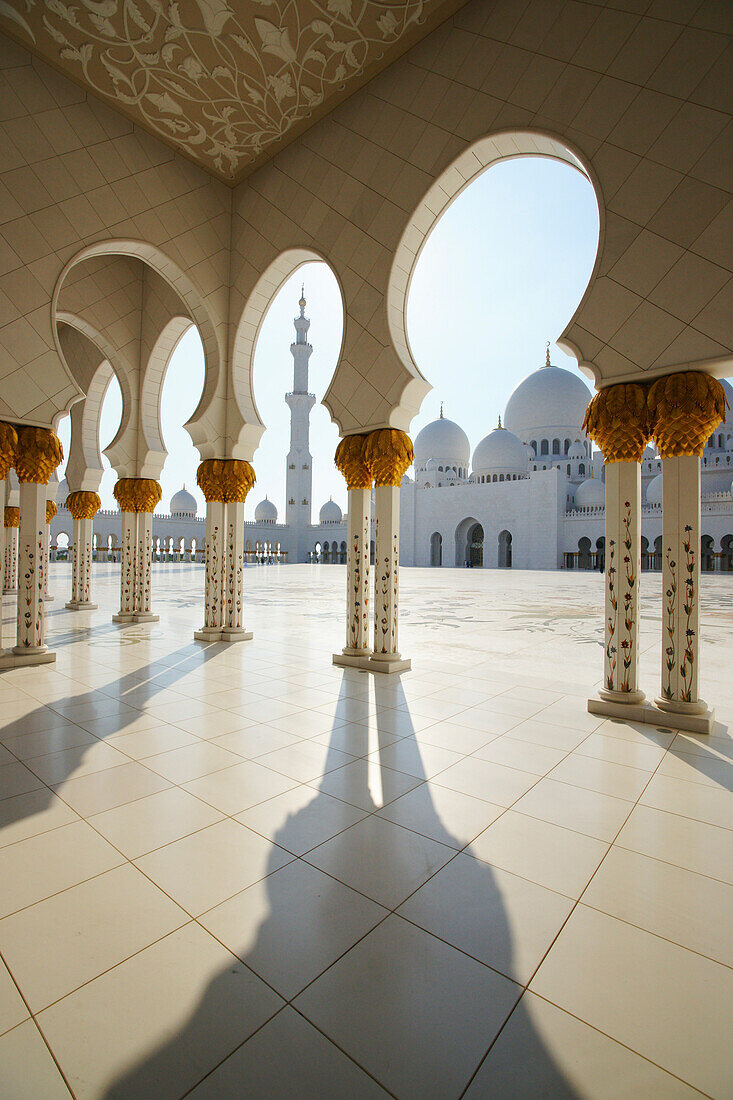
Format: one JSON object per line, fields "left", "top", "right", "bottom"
{"left": 0, "top": 0, "right": 465, "bottom": 184}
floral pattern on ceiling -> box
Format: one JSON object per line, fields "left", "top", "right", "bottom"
{"left": 1, "top": 0, "right": 458, "bottom": 182}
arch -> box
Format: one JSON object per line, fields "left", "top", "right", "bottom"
{"left": 721, "top": 535, "right": 733, "bottom": 572}
{"left": 595, "top": 535, "right": 605, "bottom": 571}
{"left": 139, "top": 315, "right": 194, "bottom": 475}
{"left": 552, "top": 438, "right": 560, "bottom": 455}
{"left": 653, "top": 535, "right": 663, "bottom": 571}
{"left": 455, "top": 517, "right": 483, "bottom": 568}
{"left": 641, "top": 535, "right": 650, "bottom": 571}
{"left": 540, "top": 440, "right": 549, "bottom": 456}
{"left": 701, "top": 535, "right": 715, "bottom": 572}
{"left": 578, "top": 536, "right": 592, "bottom": 570}
{"left": 430, "top": 531, "right": 442, "bottom": 567}
{"left": 498, "top": 529, "right": 512, "bottom": 568}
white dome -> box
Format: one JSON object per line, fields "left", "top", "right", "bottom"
{"left": 414, "top": 414, "right": 470, "bottom": 466}
{"left": 524, "top": 442, "right": 535, "bottom": 459}
{"left": 472, "top": 426, "right": 528, "bottom": 477}
{"left": 568, "top": 439, "right": 585, "bottom": 459}
{"left": 57, "top": 479, "right": 69, "bottom": 507}
{"left": 575, "top": 477, "right": 604, "bottom": 508}
{"left": 319, "top": 499, "right": 342, "bottom": 523}
{"left": 170, "top": 486, "right": 196, "bottom": 516}
{"left": 647, "top": 473, "right": 663, "bottom": 504}
{"left": 504, "top": 360, "right": 592, "bottom": 435}
{"left": 255, "top": 497, "right": 277, "bottom": 523}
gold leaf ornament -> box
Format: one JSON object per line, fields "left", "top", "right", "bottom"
{"left": 66, "top": 491, "right": 102, "bottom": 520}
{"left": 14, "top": 427, "right": 64, "bottom": 485}
{"left": 196, "top": 459, "right": 255, "bottom": 503}
{"left": 113, "top": 478, "right": 162, "bottom": 513}
{"left": 4, "top": 506, "right": 19, "bottom": 529}
{"left": 46, "top": 501, "right": 58, "bottom": 524}
{"left": 648, "top": 371, "right": 728, "bottom": 459}
{"left": 335, "top": 434, "right": 371, "bottom": 489}
{"left": 582, "top": 384, "right": 651, "bottom": 464}
{"left": 0, "top": 421, "right": 18, "bottom": 480}
{"left": 364, "top": 429, "right": 414, "bottom": 487}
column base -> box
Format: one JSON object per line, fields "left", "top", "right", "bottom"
{"left": 113, "top": 612, "right": 135, "bottom": 623}
{"left": 221, "top": 628, "right": 253, "bottom": 642}
{"left": 654, "top": 695, "right": 709, "bottom": 717}
{"left": 194, "top": 627, "right": 223, "bottom": 642}
{"left": 369, "top": 654, "right": 411, "bottom": 675}
{"left": 598, "top": 687, "right": 646, "bottom": 706}
{"left": 588, "top": 696, "right": 715, "bottom": 735}
{"left": 66, "top": 601, "right": 98, "bottom": 610}
{"left": 0, "top": 647, "right": 56, "bottom": 669}
{"left": 194, "top": 627, "right": 253, "bottom": 643}
{"left": 133, "top": 612, "right": 159, "bottom": 623}
{"left": 333, "top": 650, "right": 373, "bottom": 671}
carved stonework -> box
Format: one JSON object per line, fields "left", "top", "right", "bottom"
{"left": 14, "top": 428, "right": 63, "bottom": 485}
{"left": 4, "top": 507, "right": 19, "bottom": 529}
{"left": 113, "top": 478, "right": 162, "bottom": 513}
{"left": 583, "top": 383, "right": 650, "bottom": 463}
{"left": 66, "top": 491, "right": 102, "bottom": 520}
{"left": 0, "top": 421, "right": 18, "bottom": 480}
{"left": 364, "top": 429, "right": 413, "bottom": 487}
{"left": 45, "top": 501, "right": 57, "bottom": 525}
{"left": 648, "top": 372, "right": 728, "bottom": 459}
{"left": 335, "top": 434, "right": 371, "bottom": 490}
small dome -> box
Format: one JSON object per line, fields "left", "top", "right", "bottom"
{"left": 170, "top": 486, "right": 197, "bottom": 516}
{"left": 504, "top": 354, "right": 592, "bottom": 435}
{"left": 414, "top": 410, "right": 470, "bottom": 466}
{"left": 575, "top": 477, "right": 604, "bottom": 508}
{"left": 646, "top": 473, "right": 663, "bottom": 504}
{"left": 319, "top": 498, "right": 342, "bottom": 524}
{"left": 56, "top": 479, "right": 69, "bottom": 507}
{"left": 255, "top": 497, "right": 277, "bottom": 523}
{"left": 472, "top": 424, "right": 528, "bottom": 477}
{"left": 568, "top": 439, "right": 585, "bottom": 459}
{"left": 524, "top": 442, "right": 536, "bottom": 460}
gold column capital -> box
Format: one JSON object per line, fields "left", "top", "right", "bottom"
{"left": 364, "top": 429, "right": 414, "bottom": 487}
{"left": 45, "top": 501, "right": 57, "bottom": 524}
{"left": 335, "top": 434, "right": 372, "bottom": 490}
{"left": 66, "top": 491, "right": 101, "bottom": 520}
{"left": 0, "top": 421, "right": 18, "bottom": 480}
{"left": 648, "top": 371, "right": 728, "bottom": 458}
{"left": 582, "top": 383, "right": 651, "bottom": 463}
{"left": 113, "top": 478, "right": 162, "bottom": 513}
{"left": 14, "top": 427, "right": 64, "bottom": 484}
{"left": 196, "top": 459, "right": 255, "bottom": 503}
{"left": 4, "top": 506, "right": 19, "bottom": 528}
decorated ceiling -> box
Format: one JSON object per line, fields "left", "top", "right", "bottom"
{"left": 0, "top": 0, "right": 464, "bottom": 183}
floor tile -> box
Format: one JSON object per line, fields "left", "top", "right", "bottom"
{"left": 617, "top": 803, "right": 733, "bottom": 883}
{"left": 0, "top": 760, "right": 46, "bottom": 800}
{"left": 367, "top": 738, "right": 463, "bottom": 779}
{"left": 37, "top": 923, "right": 283, "bottom": 1100}
{"left": 0, "top": 864, "right": 188, "bottom": 1011}
{"left": 465, "top": 991, "right": 704, "bottom": 1099}
{"left": 143, "top": 742, "right": 243, "bottom": 783}
{"left": 257, "top": 740, "right": 353, "bottom": 783}
{"left": 577, "top": 732, "right": 667, "bottom": 770}
{"left": 183, "top": 760, "right": 297, "bottom": 815}
{"left": 657, "top": 746, "right": 731, "bottom": 788}
{"left": 88, "top": 786, "right": 223, "bottom": 858}
{"left": 314, "top": 757, "right": 423, "bottom": 811}
{"left": 503, "top": 719, "right": 588, "bottom": 751}
{"left": 167, "top": 710, "right": 257, "bottom": 739}
{"left": 135, "top": 818, "right": 292, "bottom": 915}
{"left": 305, "top": 815, "right": 455, "bottom": 908}
{"left": 513, "top": 777, "right": 634, "bottom": 841}
{"left": 0, "top": 1020, "right": 72, "bottom": 1098}
{"left": 310, "top": 722, "right": 401, "bottom": 755}
{"left": 378, "top": 783, "right": 504, "bottom": 849}
{"left": 414, "top": 721, "right": 498, "bottom": 754}
{"left": 236, "top": 786, "right": 367, "bottom": 855}
{"left": 50, "top": 762, "right": 170, "bottom": 817}
{"left": 104, "top": 723, "right": 200, "bottom": 759}
{"left": 399, "top": 853, "right": 573, "bottom": 983}
{"left": 25, "top": 741, "right": 131, "bottom": 785}
{"left": 640, "top": 772, "right": 733, "bottom": 830}
{"left": 188, "top": 1006, "right": 389, "bottom": 1098}
{"left": 200, "top": 860, "right": 387, "bottom": 999}
{"left": 473, "top": 736, "right": 567, "bottom": 774}
{"left": 530, "top": 905, "right": 733, "bottom": 1097}
{"left": 295, "top": 914, "right": 520, "bottom": 1099}
{"left": 549, "top": 752, "right": 651, "bottom": 801}
{"left": 0, "top": 957, "right": 28, "bottom": 1036}
{"left": 2, "top": 722, "right": 99, "bottom": 760}
{"left": 0, "top": 788, "right": 79, "bottom": 849}
{"left": 434, "top": 757, "right": 538, "bottom": 806}
{"left": 211, "top": 725, "right": 300, "bottom": 757}
{"left": 471, "top": 810, "right": 608, "bottom": 898}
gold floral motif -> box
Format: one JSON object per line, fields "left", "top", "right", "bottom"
{"left": 4, "top": 506, "right": 19, "bottom": 528}
{"left": 0, "top": 421, "right": 18, "bottom": 480}
{"left": 364, "top": 429, "right": 414, "bottom": 487}
{"left": 648, "top": 372, "right": 728, "bottom": 458}
{"left": 582, "top": 383, "right": 650, "bottom": 463}
{"left": 113, "top": 478, "right": 162, "bottom": 513}
{"left": 66, "top": 491, "right": 102, "bottom": 520}
{"left": 197, "top": 460, "right": 255, "bottom": 502}
{"left": 14, "top": 427, "right": 64, "bottom": 485}
{"left": 45, "top": 501, "right": 57, "bottom": 524}
{"left": 335, "top": 434, "right": 371, "bottom": 489}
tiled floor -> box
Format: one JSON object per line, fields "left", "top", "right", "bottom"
{"left": 0, "top": 562, "right": 731, "bottom": 1099}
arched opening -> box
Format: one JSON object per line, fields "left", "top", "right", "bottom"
{"left": 595, "top": 536, "right": 605, "bottom": 572}
{"left": 653, "top": 535, "right": 663, "bottom": 571}
{"left": 641, "top": 535, "right": 650, "bottom": 572}
{"left": 430, "top": 532, "right": 442, "bottom": 567}
{"left": 701, "top": 535, "right": 715, "bottom": 572}
{"left": 498, "top": 530, "right": 512, "bottom": 568}
{"left": 56, "top": 532, "right": 70, "bottom": 561}
{"left": 721, "top": 535, "right": 733, "bottom": 572}
{"left": 578, "top": 537, "right": 592, "bottom": 570}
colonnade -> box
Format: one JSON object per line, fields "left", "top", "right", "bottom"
{"left": 584, "top": 371, "right": 728, "bottom": 734}
{"left": 333, "top": 429, "right": 413, "bottom": 674}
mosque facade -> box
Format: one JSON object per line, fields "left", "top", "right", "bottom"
{"left": 44, "top": 312, "right": 733, "bottom": 575}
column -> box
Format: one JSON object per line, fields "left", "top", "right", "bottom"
{"left": 365, "top": 429, "right": 413, "bottom": 674}
{"left": 0, "top": 422, "right": 18, "bottom": 655}
{"left": 3, "top": 508, "right": 18, "bottom": 594}
{"left": 333, "top": 434, "right": 372, "bottom": 668}
{"left": 9, "top": 427, "right": 63, "bottom": 664}
{"left": 583, "top": 384, "right": 650, "bottom": 709}
{"left": 134, "top": 511, "right": 158, "bottom": 622}
{"left": 113, "top": 512, "right": 136, "bottom": 622}
{"left": 195, "top": 498, "right": 225, "bottom": 640}
{"left": 66, "top": 492, "right": 101, "bottom": 609}
{"left": 112, "top": 479, "right": 162, "bottom": 624}
{"left": 222, "top": 500, "right": 251, "bottom": 641}
{"left": 648, "top": 372, "right": 727, "bottom": 728}
{"left": 44, "top": 500, "right": 56, "bottom": 603}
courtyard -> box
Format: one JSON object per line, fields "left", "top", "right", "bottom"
{"left": 0, "top": 564, "right": 731, "bottom": 1098}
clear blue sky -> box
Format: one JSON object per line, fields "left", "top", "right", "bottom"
{"left": 57, "top": 156, "right": 603, "bottom": 517}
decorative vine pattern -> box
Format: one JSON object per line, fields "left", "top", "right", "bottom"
{"left": 663, "top": 525, "right": 697, "bottom": 702}
{"left": 680, "top": 524, "right": 696, "bottom": 702}
{"left": 5, "top": 0, "right": 435, "bottom": 180}
{"left": 605, "top": 536, "right": 617, "bottom": 691}
{"left": 619, "top": 501, "right": 635, "bottom": 693}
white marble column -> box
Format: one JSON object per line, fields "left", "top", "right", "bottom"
{"left": 67, "top": 517, "right": 96, "bottom": 609}
{"left": 134, "top": 511, "right": 158, "bottom": 622}
{"left": 4, "top": 521, "right": 18, "bottom": 594}
{"left": 599, "top": 461, "right": 644, "bottom": 704}
{"left": 13, "top": 481, "right": 51, "bottom": 658}
{"left": 333, "top": 486, "right": 372, "bottom": 668}
{"left": 113, "top": 512, "right": 136, "bottom": 623}
{"left": 656, "top": 456, "right": 707, "bottom": 716}
{"left": 195, "top": 500, "right": 226, "bottom": 641}
{"left": 43, "top": 518, "right": 54, "bottom": 603}
{"left": 0, "top": 480, "right": 5, "bottom": 654}
{"left": 222, "top": 501, "right": 252, "bottom": 642}
{"left": 370, "top": 484, "right": 410, "bottom": 673}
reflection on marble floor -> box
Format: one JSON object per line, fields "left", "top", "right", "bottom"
{"left": 0, "top": 564, "right": 731, "bottom": 1098}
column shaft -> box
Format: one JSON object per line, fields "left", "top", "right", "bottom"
{"left": 43, "top": 522, "right": 53, "bottom": 602}
{"left": 114, "top": 512, "right": 136, "bottom": 622}
{"left": 222, "top": 502, "right": 251, "bottom": 641}
{"left": 14, "top": 482, "right": 48, "bottom": 653}
{"left": 195, "top": 501, "right": 225, "bottom": 639}
{"left": 370, "top": 484, "right": 410, "bottom": 672}
{"left": 0, "top": 480, "right": 5, "bottom": 652}
{"left": 4, "top": 527, "right": 18, "bottom": 593}
{"left": 346, "top": 486, "right": 371, "bottom": 655}
{"left": 68, "top": 518, "right": 96, "bottom": 609}
{"left": 600, "top": 461, "right": 644, "bottom": 703}
{"left": 134, "top": 512, "right": 158, "bottom": 621}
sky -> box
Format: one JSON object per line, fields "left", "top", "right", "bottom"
{"left": 57, "top": 156, "right": 602, "bottom": 518}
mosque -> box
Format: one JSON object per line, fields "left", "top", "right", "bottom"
{"left": 40, "top": 307, "right": 733, "bottom": 576}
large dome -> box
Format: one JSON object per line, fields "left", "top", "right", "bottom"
{"left": 170, "top": 486, "right": 197, "bottom": 516}
{"left": 319, "top": 499, "right": 343, "bottom": 524}
{"left": 504, "top": 357, "right": 592, "bottom": 435}
{"left": 646, "top": 473, "right": 663, "bottom": 504}
{"left": 414, "top": 412, "right": 470, "bottom": 466}
{"left": 255, "top": 497, "right": 277, "bottom": 523}
{"left": 472, "top": 425, "right": 528, "bottom": 477}
{"left": 575, "top": 477, "right": 604, "bottom": 508}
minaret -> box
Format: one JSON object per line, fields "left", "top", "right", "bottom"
{"left": 285, "top": 287, "right": 316, "bottom": 560}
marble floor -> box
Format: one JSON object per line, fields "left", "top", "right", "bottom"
{"left": 0, "top": 563, "right": 731, "bottom": 1099}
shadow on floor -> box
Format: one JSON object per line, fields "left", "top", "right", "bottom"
{"left": 102, "top": 674, "right": 579, "bottom": 1099}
